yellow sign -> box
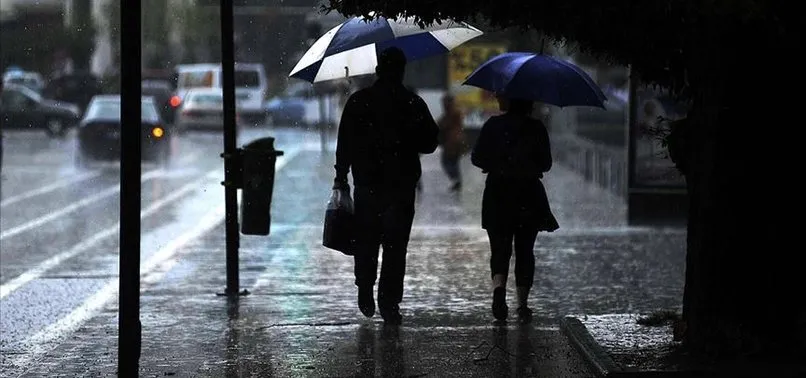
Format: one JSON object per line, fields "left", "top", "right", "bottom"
{"left": 447, "top": 43, "right": 508, "bottom": 114}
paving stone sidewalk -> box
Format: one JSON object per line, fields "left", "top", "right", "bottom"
{"left": 13, "top": 149, "right": 686, "bottom": 377}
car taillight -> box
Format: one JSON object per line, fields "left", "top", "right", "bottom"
{"left": 169, "top": 96, "right": 181, "bottom": 108}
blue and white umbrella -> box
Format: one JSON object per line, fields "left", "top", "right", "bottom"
{"left": 289, "top": 15, "right": 483, "bottom": 83}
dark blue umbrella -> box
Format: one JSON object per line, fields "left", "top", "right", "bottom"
{"left": 463, "top": 52, "right": 607, "bottom": 108}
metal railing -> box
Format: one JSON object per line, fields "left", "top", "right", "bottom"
{"left": 551, "top": 132, "right": 628, "bottom": 198}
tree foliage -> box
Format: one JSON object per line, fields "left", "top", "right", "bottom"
{"left": 0, "top": 16, "right": 71, "bottom": 74}
{"left": 325, "top": 0, "right": 797, "bottom": 96}
{"left": 175, "top": 0, "right": 222, "bottom": 63}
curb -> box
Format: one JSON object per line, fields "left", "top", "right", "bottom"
{"left": 560, "top": 316, "right": 624, "bottom": 377}
{"left": 560, "top": 315, "right": 806, "bottom": 378}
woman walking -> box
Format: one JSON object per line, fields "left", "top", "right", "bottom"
{"left": 471, "top": 94, "right": 559, "bottom": 323}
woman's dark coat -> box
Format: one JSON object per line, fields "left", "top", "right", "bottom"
{"left": 471, "top": 113, "right": 559, "bottom": 232}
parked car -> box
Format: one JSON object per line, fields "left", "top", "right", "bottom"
{"left": 2, "top": 70, "right": 45, "bottom": 93}
{"left": 174, "top": 63, "right": 268, "bottom": 125}
{"left": 176, "top": 88, "right": 239, "bottom": 132}
{"left": 264, "top": 82, "right": 310, "bottom": 126}
{"left": 264, "top": 82, "right": 344, "bottom": 127}
{"left": 75, "top": 95, "right": 171, "bottom": 166}
{"left": 0, "top": 83, "right": 81, "bottom": 136}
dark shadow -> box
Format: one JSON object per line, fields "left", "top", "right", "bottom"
{"left": 379, "top": 324, "right": 407, "bottom": 377}
{"left": 488, "top": 325, "right": 511, "bottom": 372}
{"left": 355, "top": 323, "right": 376, "bottom": 377}
{"left": 224, "top": 296, "right": 240, "bottom": 378}
{"left": 473, "top": 326, "right": 541, "bottom": 375}
{"left": 515, "top": 325, "right": 538, "bottom": 376}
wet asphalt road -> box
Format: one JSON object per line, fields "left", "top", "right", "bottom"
{"left": 0, "top": 127, "right": 325, "bottom": 358}
{"left": 0, "top": 125, "right": 687, "bottom": 377}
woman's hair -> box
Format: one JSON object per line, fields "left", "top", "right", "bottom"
{"left": 507, "top": 98, "right": 534, "bottom": 115}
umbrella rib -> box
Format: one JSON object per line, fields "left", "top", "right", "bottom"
{"left": 501, "top": 54, "right": 534, "bottom": 94}
{"left": 550, "top": 59, "right": 567, "bottom": 107}
{"left": 553, "top": 58, "right": 607, "bottom": 102}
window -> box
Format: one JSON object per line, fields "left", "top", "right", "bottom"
{"left": 234, "top": 70, "right": 260, "bottom": 88}
{"left": 189, "top": 94, "right": 223, "bottom": 105}
{"left": 142, "top": 101, "right": 161, "bottom": 122}
{"left": 142, "top": 80, "right": 172, "bottom": 91}
{"left": 85, "top": 99, "right": 161, "bottom": 121}
{"left": 178, "top": 71, "right": 215, "bottom": 88}
{"left": 86, "top": 101, "right": 120, "bottom": 119}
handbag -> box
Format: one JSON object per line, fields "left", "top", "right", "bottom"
{"left": 322, "top": 187, "right": 356, "bottom": 255}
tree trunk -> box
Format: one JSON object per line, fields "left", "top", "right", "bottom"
{"left": 681, "top": 58, "right": 803, "bottom": 360}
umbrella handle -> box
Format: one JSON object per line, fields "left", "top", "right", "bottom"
{"left": 344, "top": 66, "right": 353, "bottom": 90}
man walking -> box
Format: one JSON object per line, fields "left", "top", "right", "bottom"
{"left": 333, "top": 47, "right": 439, "bottom": 325}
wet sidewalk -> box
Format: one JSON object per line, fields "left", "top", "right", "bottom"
{"left": 13, "top": 147, "right": 686, "bottom": 377}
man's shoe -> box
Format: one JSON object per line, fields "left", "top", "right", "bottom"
{"left": 516, "top": 306, "right": 533, "bottom": 324}
{"left": 492, "top": 287, "right": 508, "bottom": 321}
{"left": 379, "top": 305, "right": 402, "bottom": 325}
{"left": 358, "top": 287, "right": 375, "bottom": 318}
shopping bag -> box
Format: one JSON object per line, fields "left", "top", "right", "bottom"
{"left": 322, "top": 188, "right": 356, "bottom": 255}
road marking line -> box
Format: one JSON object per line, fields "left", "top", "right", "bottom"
{"left": 0, "top": 169, "right": 164, "bottom": 240}
{"left": 1, "top": 171, "right": 103, "bottom": 207}
{"left": 0, "top": 147, "right": 302, "bottom": 300}
{"left": 142, "top": 148, "right": 300, "bottom": 285}
{"left": 3, "top": 147, "right": 303, "bottom": 371}
{"left": 8, "top": 204, "right": 226, "bottom": 372}
{"left": 0, "top": 169, "right": 214, "bottom": 299}
{"left": 140, "top": 205, "right": 225, "bottom": 285}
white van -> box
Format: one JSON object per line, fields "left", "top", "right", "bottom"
{"left": 174, "top": 63, "right": 268, "bottom": 125}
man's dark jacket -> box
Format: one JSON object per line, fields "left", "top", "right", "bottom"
{"left": 335, "top": 80, "right": 439, "bottom": 189}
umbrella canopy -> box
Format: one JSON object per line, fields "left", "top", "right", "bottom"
{"left": 463, "top": 52, "right": 607, "bottom": 108}
{"left": 290, "top": 15, "right": 483, "bottom": 83}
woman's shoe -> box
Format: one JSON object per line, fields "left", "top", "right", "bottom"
{"left": 380, "top": 305, "right": 402, "bottom": 326}
{"left": 516, "top": 306, "right": 533, "bottom": 324}
{"left": 492, "top": 287, "right": 508, "bottom": 321}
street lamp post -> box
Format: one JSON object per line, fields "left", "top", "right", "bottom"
{"left": 119, "top": 0, "right": 143, "bottom": 375}
{"left": 219, "top": 0, "right": 249, "bottom": 297}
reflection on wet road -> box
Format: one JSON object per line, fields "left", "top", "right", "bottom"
{"left": 0, "top": 127, "right": 317, "bottom": 370}
{"left": 1, "top": 126, "right": 686, "bottom": 377}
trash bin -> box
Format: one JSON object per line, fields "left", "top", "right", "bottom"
{"left": 239, "top": 137, "right": 283, "bottom": 235}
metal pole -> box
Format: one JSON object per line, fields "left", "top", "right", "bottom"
{"left": 220, "top": 0, "right": 245, "bottom": 296}
{"left": 119, "top": 0, "right": 142, "bottom": 374}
